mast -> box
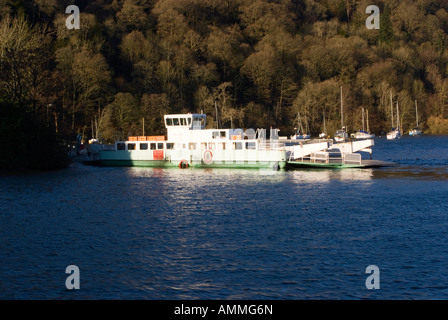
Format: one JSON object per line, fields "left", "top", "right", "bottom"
{"left": 340, "top": 86, "right": 344, "bottom": 127}
{"left": 323, "top": 111, "right": 327, "bottom": 135}
{"left": 305, "top": 116, "right": 310, "bottom": 135}
{"left": 390, "top": 91, "right": 394, "bottom": 129}
{"left": 415, "top": 100, "right": 419, "bottom": 128}
{"left": 362, "top": 107, "right": 365, "bottom": 131}
{"left": 396, "top": 102, "right": 400, "bottom": 132}
{"left": 366, "top": 109, "right": 370, "bottom": 132}
{"left": 215, "top": 100, "right": 219, "bottom": 129}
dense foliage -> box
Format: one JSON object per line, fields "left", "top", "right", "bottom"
{"left": 1, "top": 0, "right": 448, "bottom": 169}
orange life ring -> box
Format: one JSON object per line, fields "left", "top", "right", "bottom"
{"left": 179, "top": 159, "right": 189, "bottom": 169}
{"left": 203, "top": 150, "right": 213, "bottom": 164}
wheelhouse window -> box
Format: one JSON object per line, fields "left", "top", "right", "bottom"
{"left": 158, "top": 142, "right": 164, "bottom": 150}
{"left": 150, "top": 143, "right": 157, "bottom": 150}
{"left": 193, "top": 116, "right": 206, "bottom": 128}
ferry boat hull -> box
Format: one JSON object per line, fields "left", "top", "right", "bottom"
{"left": 98, "top": 150, "right": 287, "bottom": 169}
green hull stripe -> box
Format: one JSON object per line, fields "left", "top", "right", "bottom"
{"left": 99, "top": 160, "right": 286, "bottom": 169}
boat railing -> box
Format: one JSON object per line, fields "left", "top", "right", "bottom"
{"left": 343, "top": 153, "right": 362, "bottom": 165}
{"left": 258, "top": 140, "right": 286, "bottom": 151}
{"left": 308, "top": 151, "right": 362, "bottom": 165}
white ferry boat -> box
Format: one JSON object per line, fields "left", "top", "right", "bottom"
{"left": 97, "top": 113, "right": 287, "bottom": 170}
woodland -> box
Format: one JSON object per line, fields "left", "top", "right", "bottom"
{"left": 1, "top": 0, "right": 448, "bottom": 169}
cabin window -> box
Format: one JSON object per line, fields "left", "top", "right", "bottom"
{"left": 208, "top": 142, "right": 216, "bottom": 150}
{"left": 180, "top": 118, "right": 187, "bottom": 126}
{"left": 212, "top": 131, "right": 226, "bottom": 139}
{"left": 217, "top": 142, "right": 226, "bottom": 150}
{"left": 140, "top": 143, "right": 148, "bottom": 150}
{"left": 127, "top": 143, "right": 136, "bottom": 150}
{"left": 117, "top": 143, "right": 125, "bottom": 150}
{"left": 157, "top": 143, "right": 164, "bottom": 150}
{"left": 189, "top": 143, "right": 197, "bottom": 150}
{"left": 166, "top": 118, "right": 173, "bottom": 126}
{"left": 166, "top": 143, "right": 174, "bottom": 150}
{"left": 233, "top": 142, "right": 243, "bottom": 150}
{"left": 150, "top": 143, "right": 157, "bottom": 150}
{"left": 173, "top": 118, "right": 179, "bottom": 126}
{"left": 246, "top": 142, "right": 256, "bottom": 150}
{"left": 187, "top": 118, "right": 192, "bottom": 125}
{"left": 200, "top": 142, "right": 207, "bottom": 150}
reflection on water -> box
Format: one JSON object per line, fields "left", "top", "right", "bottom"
{"left": 372, "top": 166, "right": 448, "bottom": 180}
{"left": 1, "top": 135, "right": 448, "bottom": 299}
{"left": 288, "top": 168, "right": 374, "bottom": 183}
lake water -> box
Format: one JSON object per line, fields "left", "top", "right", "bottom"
{"left": 1, "top": 135, "right": 448, "bottom": 300}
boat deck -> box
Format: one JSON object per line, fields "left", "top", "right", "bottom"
{"left": 286, "top": 159, "right": 398, "bottom": 169}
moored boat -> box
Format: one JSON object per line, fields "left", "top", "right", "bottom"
{"left": 387, "top": 93, "right": 401, "bottom": 140}
{"left": 409, "top": 100, "right": 422, "bottom": 136}
{"left": 97, "top": 113, "right": 287, "bottom": 170}
{"left": 353, "top": 108, "right": 375, "bottom": 140}
{"left": 290, "top": 112, "right": 310, "bottom": 140}
{"left": 334, "top": 86, "right": 349, "bottom": 142}
{"left": 409, "top": 128, "right": 422, "bottom": 136}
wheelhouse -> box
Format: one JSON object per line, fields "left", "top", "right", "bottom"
{"left": 164, "top": 114, "right": 206, "bottom": 130}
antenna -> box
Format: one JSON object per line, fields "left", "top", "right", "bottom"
{"left": 214, "top": 100, "right": 219, "bottom": 129}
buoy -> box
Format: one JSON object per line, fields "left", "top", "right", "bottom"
{"left": 179, "top": 160, "right": 189, "bottom": 169}
{"left": 203, "top": 150, "right": 213, "bottom": 164}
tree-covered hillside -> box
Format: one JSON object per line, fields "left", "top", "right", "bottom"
{"left": 1, "top": 0, "right": 448, "bottom": 168}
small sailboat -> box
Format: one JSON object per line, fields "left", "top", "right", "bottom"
{"left": 303, "top": 117, "right": 311, "bottom": 139}
{"left": 334, "top": 86, "right": 348, "bottom": 142}
{"left": 409, "top": 100, "right": 422, "bottom": 136}
{"left": 354, "top": 107, "right": 375, "bottom": 140}
{"left": 291, "top": 112, "right": 310, "bottom": 140}
{"left": 319, "top": 111, "right": 327, "bottom": 138}
{"left": 387, "top": 92, "right": 401, "bottom": 140}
